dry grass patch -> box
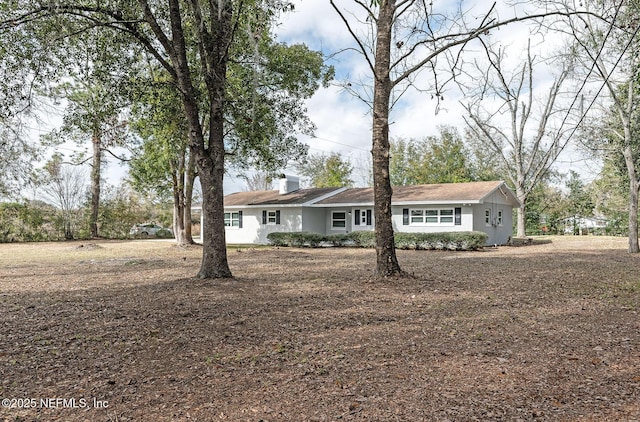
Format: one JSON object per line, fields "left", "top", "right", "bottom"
{"left": 0, "top": 236, "right": 639, "bottom": 421}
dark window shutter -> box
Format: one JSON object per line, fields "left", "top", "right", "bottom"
{"left": 455, "top": 207, "right": 461, "bottom": 225}
{"left": 354, "top": 209, "right": 360, "bottom": 226}
{"left": 262, "top": 210, "right": 267, "bottom": 225}
{"left": 275, "top": 210, "right": 281, "bottom": 225}
{"left": 403, "top": 208, "right": 409, "bottom": 225}
{"left": 366, "top": 209, "right": 372, "bottom": 226}
{"left": 238, "top": 211, "right": 243, "bottom": 228}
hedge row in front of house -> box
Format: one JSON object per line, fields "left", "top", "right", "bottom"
{"left": 266, "top": 231, "right": 487, "bottom": 251}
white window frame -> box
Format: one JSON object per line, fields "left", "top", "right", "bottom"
{"left": 485, "top": 209, "right": 492, "bottom": 226}
{"left": 331, "top": 211, "right": 347, "bottom": 229}
{"left": 497, "top": 209, "right": 504, "bottom": 226}
{"left": 409, "top": 208, "right": 455, "bottom": 226}
{"left": 267, "top": 210, "right": 278, "bottom": 225}
{"left": 224, "top": 212, "right": 240, "bottom": 228}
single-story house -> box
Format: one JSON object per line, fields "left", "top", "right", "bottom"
{"left": 212, "top": 175, "right": 520, "bottom": 246}
{"left": 558, "top": 215, "right": 609, "bottom": 235}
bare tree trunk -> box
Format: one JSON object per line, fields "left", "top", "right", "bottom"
{"left": 372, "top": 0, "right": 403, "bottom": 278}
{"left": 624, "top": 146, "right": 639, "bottom": 253}
{"left": 172, "top": 152, "right": 190, "bottom": 246}
{"left": 89, "top": 131, "right": 101, "bottom": 238}
{"left": 516, "top": 204, "right": 527, "bottom": 238}
{"left": 183, "top": 151, "right": 196, "bottom": 244}
{"left": 515, "top": 183, "right": 527, "bottom": 238}
{"left": 628, "top": 182, "right": 639, "bottom": 253}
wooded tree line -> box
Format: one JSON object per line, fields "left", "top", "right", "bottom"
{"left": 1, "top": 0, "right": 639, "bottom": 278}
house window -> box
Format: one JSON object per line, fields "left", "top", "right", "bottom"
{"left": 409, "top": 209, "right": 455, "bottom": 225}
{"left": 497, "top": 209, "right": 503, "bottom": 226}
{"left": 411, "top": 210, "right": 424, "bottom": 223}
{"left": 332, "top": 211, "right": 347, "bottom": 228}
{"left": 485, "top": 209, "right": 492, "bottom": 226}
{"left": 224, "top": 212, "right": 240, "bottom": 228}
{"left": 440, "top": 209, "right": 454, "bottom": 223}
{"left": 262, "top": 210, "right": 281, "bottom": 225}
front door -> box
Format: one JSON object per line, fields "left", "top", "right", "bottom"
{"left": 353, "top": 208, "right": 373, "bottom": 229}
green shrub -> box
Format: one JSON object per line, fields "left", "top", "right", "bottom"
{"left": 266, "top": 230, "right": 487, "bottom": 250}
{"left": 0, "top": 201, "right": 62, "bottom": 242}
{"left": 266, "top": 232, "right": 326, "bottom": 247}
{"left": 266, "top": 232, "right": 290, "bottom": 247}
{"left": 394, "top": 231, "right": 487, "bottom": 251}
{"left": 326, "top": 233, "right": 350, "bottom": 247}
{"left": 346, "top": 231, "right": 376, "bottom": 247}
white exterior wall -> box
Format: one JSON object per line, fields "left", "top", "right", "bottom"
{"left": 301, "top": 208, "right": 327, "bottom": 234}
{"left": 470, "top": 187, "right": 515, "bottom": 245}
{"left": 224, "top": 207, "right": 303, "bottom": 244}
{"left": 223, "top": 197, "right": 514, "bottom": 245}
{"left": 472, "top": 203, "right": 513, "bottom": 245}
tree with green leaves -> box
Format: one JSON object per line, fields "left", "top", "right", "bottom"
{"left": 129, "top": 71, "right": 197, "bottom": 246}
{"left": 4, "top": 1, "right": 331, "bottom": 278}
{"left": 564, "top": 170, "right": 595, "bottom": 234}
{"left": 590, "top": 155, "right": 629, "bottom": 236}
{"left": 0, "top": 1, "right": 57, "bottom": 198}
{"left": 390, "top": 127, "right": 473, "bottom": 186}
{"left": 522, "top": 179, "right": 565, "bottom": 235}
{"left": 42, "top": 26, "right": 135, "bottom": 239}
{"left": 297, "top": 152, "right": 354, "bottom": 188}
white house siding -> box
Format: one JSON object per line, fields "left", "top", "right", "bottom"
{"left": 301, "top": 208, "right": 327, "bottom": 234}
{"left": 225, "top": 207, "right": 303, "bottom": 244}
{"left": 471, "top": 189, "right": 515, "bottom": 245}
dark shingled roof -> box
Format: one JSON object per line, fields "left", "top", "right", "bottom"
{"left": 224, "top": 187, "right": 341, "bottom": 206}
{"left": 315, "top": 181, "right": 508, "bottom": 204}
{"left": 223, "top": 181, "right": 518, "bottom": 207}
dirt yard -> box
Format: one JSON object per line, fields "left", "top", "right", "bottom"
{"left": 0, "top": 236, "right": 639, "bottom": 421}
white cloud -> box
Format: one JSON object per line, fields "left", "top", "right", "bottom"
{"left": 236, "top": 0, "right": 596, "bottom": 192}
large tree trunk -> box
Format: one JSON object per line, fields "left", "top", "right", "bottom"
{"left": 89, "top": 131, "right": 101, "bottom": 238}
{"left": 624, "top": 145, "right": 639, "bottom": 253}
{"left": 372, "top": 0, "right": 403, "bottom": 278}
{"left": 165, "top": 0, "right": 231, "bottom": 278}
{"left": 196, "top": 150, "right": 231, "bottom": 278}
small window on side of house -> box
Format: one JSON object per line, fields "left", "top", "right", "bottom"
{"left": 485, "top": 209, "right": 492, "bottom": 226}
{"left": 267, "top": 210, "right": 277, "bottom": 224}
{"left": 497, "top": 209, "right": 503, "bottom": 226}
